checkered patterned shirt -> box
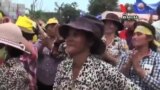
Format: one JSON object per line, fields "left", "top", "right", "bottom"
{"left": 118, "top": 50, "right": 160, "bottom": 90}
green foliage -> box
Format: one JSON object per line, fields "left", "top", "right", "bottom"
{"left": 54, "top": 2, "right": 80, "bottom": 23}
{"left": 88, "top": 0, "right": 118, "bottom": 15}
{"left": 27, "top": 2, "right": 80, "bottom": 23}
{"left": 28, "top": 10, "right": 53, "bottom": 21}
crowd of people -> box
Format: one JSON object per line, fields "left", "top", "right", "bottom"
{"left": 0, "top": 5, "right": 160, "bottom": 90}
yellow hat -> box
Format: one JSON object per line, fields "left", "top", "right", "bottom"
{"left": 46, "top": 18, "right": 58, "bottom": 25}
{"left": 16, "top": 16, "right": 36, "bottom": 34}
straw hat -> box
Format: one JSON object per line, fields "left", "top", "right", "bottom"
{"left": 0, "top": 23, "right": 30, "bottom": 54}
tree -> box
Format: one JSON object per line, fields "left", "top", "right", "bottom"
{"left": 54, "top": 2, "right": 80, "bottom": 23}
{"left": 88, "top": 0, "right": 118, "bottom": 15}
{"left": 30, "top": 0, "right": 38, "bottom": 19}
{"left": 30, "top": 10, "right": 55, "bottom": 21}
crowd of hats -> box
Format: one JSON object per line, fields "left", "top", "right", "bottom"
{"left": 0, "top": 14, "right": 59, "bottom": 54}
{"left": 0, "top": 12, "right": 158, "bottom": 55}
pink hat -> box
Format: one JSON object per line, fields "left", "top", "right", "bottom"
{"left": 0, "top": 23, "right": 30, "bottom": 54}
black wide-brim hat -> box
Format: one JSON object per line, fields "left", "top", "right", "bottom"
{"left": 59, "top": 15, "right": 106, "bottom": 55}
{"left": 102, "top": 13, "right": 124, "bottom": 30}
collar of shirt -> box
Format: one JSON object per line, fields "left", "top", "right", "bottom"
{"left": 141, "top": 49, "right": 153, "bottom": 60}
{"left": 62, "top": 55, "right": 97, "bottom": 83}
{"left": 102, "top": 36, "right": 121, "bottom": 46}
{"left": 4, "top": 58, "right": 21, "bottom": 67}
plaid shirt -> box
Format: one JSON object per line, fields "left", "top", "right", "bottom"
{"left": 118, "top": 50, "right": 160, "bottom": 90}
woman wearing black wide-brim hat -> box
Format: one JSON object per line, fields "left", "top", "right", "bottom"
{"left": 102, "top": 13, "right": 129, "bottom": 66}
{"left": 53, "top": 15, "right": 141, "bottom": 90}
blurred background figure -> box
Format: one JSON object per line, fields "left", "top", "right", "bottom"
{"left": 102, "top": 13, "right": 128, "bottom": 66}
{"left": 0, "top": 10, "right": 5, "bottom": 23}
{"left": 0, "top": 23, "right": 30, "bottom": 90}
{"left": 152, "top": 5, "right": 160, "bottom": 43}
{"left": 0, "top": 10, "right": 12, "bottom": 23}
{"left": 16, "top": 16, "right": 38, "bottom": 90}
{"left": 36, "top": 17, "right": 65, "bottom": 90}
{"left": 16, "top": 16, "right": 38, "bottom": 43}
{"left": 120, "top": 14, "right": 138, "bottom": 49}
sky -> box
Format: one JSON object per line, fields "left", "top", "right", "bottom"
{"left": 12, "top": 0, "right": 160, "bottom": 12}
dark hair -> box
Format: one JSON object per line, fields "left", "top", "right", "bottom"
{"left": 149, "top": 40, "right": 157, "bottom": 52}
{"left": 7, "top": 46, "right": 24, "bottom": 58}
{"left": 129, "top": 21, "right": 137, "bottom": 34}
{"left": 34, "top": 25, "right": 40, "bottom": 35}
{"left": 137, "top": 21, "right": 157, "bottom": 51}
{"left": 113, "top": 21, "right": 119, "bottom": 36}
{"left": 22, "top": 31, "right": 34, "bottom": 41}
{"left": 84, "top": 31, "right": 105, "bottom": 55}
{"left": 133, "top": 21, "right": 137, "bottom": 30}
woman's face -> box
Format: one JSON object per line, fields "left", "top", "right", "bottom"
{"left": 65, "top": 28, "right": 90, "bottom": 56}
{"left": 46, "top": 24, "right": 57, "bottom": 38}
{"left": 104, "top": 21, "right": 117, "bottom": 34}
{"left": 132, "top": 32, "right": 151, "bottom": 48}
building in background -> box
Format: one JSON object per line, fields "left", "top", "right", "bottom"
{"left": 0, "top": 0, "right": 25, "bottom": 19}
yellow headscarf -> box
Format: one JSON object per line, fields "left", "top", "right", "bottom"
{"left": 134, "top": 26, "right": 160, "bottom": 47}
{"left": 16, "top": 16, "right": 36, "bottom": 34}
